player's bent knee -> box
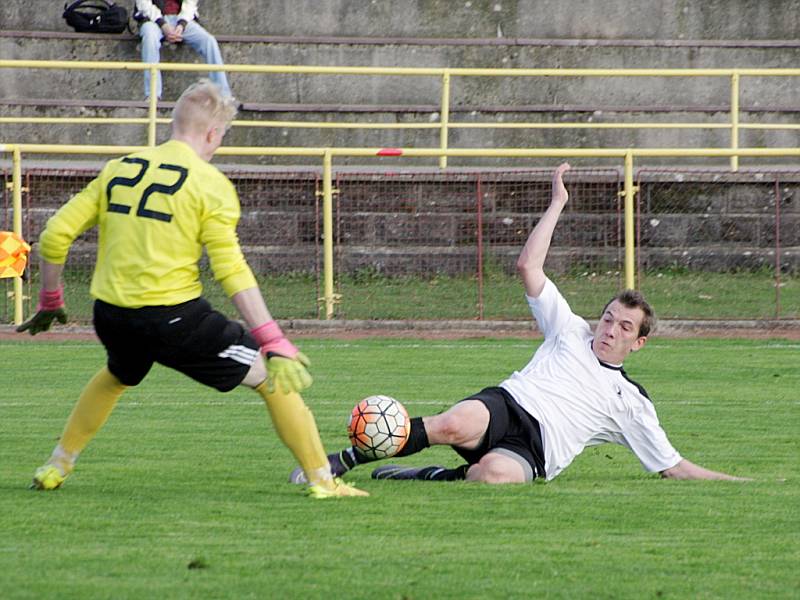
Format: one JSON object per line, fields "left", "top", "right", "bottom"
{"left": 427, "top": 400, "right": 490, "bottom": 447}
{"left": 469, "top": 454, "right": 527, "bottom": 484}
{"left": 428, "top": 412, "right": 472, "bottom": 446}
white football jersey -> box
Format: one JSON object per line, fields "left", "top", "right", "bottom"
{"left": 500, "top": 278, "right": 682, "bottom": 481}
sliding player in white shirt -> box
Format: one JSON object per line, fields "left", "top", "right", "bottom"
{"left": 291, "top": 163, "right": 747, "bottom": 485}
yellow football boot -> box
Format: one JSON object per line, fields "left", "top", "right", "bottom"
{"left": 307, "top": 477, "right": 369, "bottom": 499}
{"left": 31, "top": 464, "right": 70, "bottom": 490}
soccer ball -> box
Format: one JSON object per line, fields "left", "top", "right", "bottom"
{"left": 348, "top": 395, "right": 411, "bottom": 460}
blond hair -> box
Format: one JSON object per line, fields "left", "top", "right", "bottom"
{"left": 171, "top": 79, "right": 237, "bottom": 137}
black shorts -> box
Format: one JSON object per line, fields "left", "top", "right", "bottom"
{"left": 452, "top": 386, "right": 546, "bottom": 480}
{"left": 93, "top": 297, "right": 260, "bottom": 392}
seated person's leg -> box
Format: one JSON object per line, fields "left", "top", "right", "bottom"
{"left": 181, "top": 21, "right": 231, "bottom": 96}
{"left": 139, "top": 21, "right": 164, "bottom": 99}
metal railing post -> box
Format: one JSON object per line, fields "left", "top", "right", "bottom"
{"left": 439, "top": 70, "right": 451, "bottom": 169}
{"left": 730, "top": 72, "right": 740, "bottom": 172}
{"left": 774, "top": 179, "right": 782, "bottom": 318}
{"left": 322, "top": 149, "right": 336, "bottom": 319}
{"left": 12, "top": 147, "right": 24, "bottom": 324}
{"left": 623, "top": 150, "right": 637, "bottom": 290}
{"left": 147, "top": 66, "right": 158, "bottom": 146}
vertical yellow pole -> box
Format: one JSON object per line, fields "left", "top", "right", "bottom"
{"left": 12, "top": 147, "right": 24, "bottom": 325}
{"left": 624, "top": 151, "right": 636, "bottom": 290}
{"left": 148, "top": 66, "right": 158, "bottom": 147}
{"left": 322, "top": 150, "right": 335, "bottom": 319}
{"left": 730, "top": 72, "right": 739, "bottom": 172}
{"left": 439, "top": 70, "right": 450, "bottom": 169}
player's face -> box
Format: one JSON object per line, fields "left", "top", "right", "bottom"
{"left": 592, "top": 300, "right": 647, "bottom": 364}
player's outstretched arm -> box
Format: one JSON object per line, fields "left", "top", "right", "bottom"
{"left": 517, "top": 162, "right": 571, "bottom": 298}
{"left": 660, "top": 458, "right": 750, "bottom": 481}
{"left": 231, "top": 286, "right": 312, "bottom": 393}
{"left": 16, "top": 261, "right": 67, "bottom": 335}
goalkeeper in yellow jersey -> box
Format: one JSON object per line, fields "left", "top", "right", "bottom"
{"left": 19, "top": 79, "right": 366, "bottom": 499}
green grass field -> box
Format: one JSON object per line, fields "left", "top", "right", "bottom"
{"left": 1, "top": 338, "right": 798, "bottom": 599}
{"left": 5, "top": 269, "right": 798, "bottom": 324}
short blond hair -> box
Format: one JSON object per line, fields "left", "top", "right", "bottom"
{"left": 171, "top": 79, "right": 237, "bottom": 137}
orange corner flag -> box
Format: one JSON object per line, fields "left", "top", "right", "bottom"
{"left": 0, "top": 231, "right": 31, "bottom": 278}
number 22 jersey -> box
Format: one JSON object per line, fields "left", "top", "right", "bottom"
{"left": 38, "top": 140, "right": 257, "bottom": 308}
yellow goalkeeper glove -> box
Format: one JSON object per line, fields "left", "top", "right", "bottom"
{"left": 266, "top": 352, "right": 312, "bottom": 394}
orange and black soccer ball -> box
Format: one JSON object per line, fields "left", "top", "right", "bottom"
{"left": 348, "top": 395, "right": 411, "bottom": 459}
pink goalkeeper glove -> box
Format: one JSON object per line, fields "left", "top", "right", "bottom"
{"left": 39, "top": 285, "right": 65, "bottom": 311}
{"left": 16, "top": 285, "right": 68, "bottom": 335}
{"left": 250, "top": 321, "right": 312, "bottom": 393}
{"left": 250, "top": 320, "right": 299, "bottom": 358}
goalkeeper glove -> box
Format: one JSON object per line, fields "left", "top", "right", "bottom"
{"left": 266, "top": 352, "right": 313, "bottom": 394}
{"left": 17, "top": 285, "right": 68, "bottom": 335}
{"left": 251, "top": 321, "right": 313, "bottom": 393}
{"left": 251, "top": 320, "right": 301, "bottom": 358}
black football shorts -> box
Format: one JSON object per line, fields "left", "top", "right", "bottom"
{"left": 93, "top": 297, "right": 260, "bottom": 392}
{"left": 452, "top": 386, "right": 546, "bottom": 481}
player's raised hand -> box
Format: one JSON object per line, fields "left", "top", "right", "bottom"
{"left": 552, "top": 162, "right": 571, "bottom": 206}
{"left": 17, "top": 286, "right": 67, "bottom": 335}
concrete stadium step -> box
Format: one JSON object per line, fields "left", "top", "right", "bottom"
{"left": 5, "top": 0, "right": 800, "bottom": 40}
{"left": 4, "top": 0, "right": 800, "bottom": 161}
{"left": 6, "top": 99, "right": 799, "bottom": 156}
{"left": 3, "top": 26, "right": 800, "bottom": 155}
{"left": 3, "top": 30, "right": 800, "bottom": 106}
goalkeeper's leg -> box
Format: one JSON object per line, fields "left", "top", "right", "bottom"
{"left": 254, "top": 381, "right": 368, "bottom": 498}
{"left": 290, "top": 415, "right": 433, "bottom": 484}
{"left": 32, "top": 367, "right": 127, "bottom": 490}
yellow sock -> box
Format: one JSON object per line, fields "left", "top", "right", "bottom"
{"left": 256, "top": 382, "right": 333, "bottom": 486}
{"left": 58, "top": 367, "right": 127, "bottom": 458}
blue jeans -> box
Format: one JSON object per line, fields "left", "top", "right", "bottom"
{"left": 139, "top": 16, "right": 231, "bottom": 99}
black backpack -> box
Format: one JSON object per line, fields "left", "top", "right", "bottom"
{"left": 63, "top": 0, "right": 130, "bottom": 34}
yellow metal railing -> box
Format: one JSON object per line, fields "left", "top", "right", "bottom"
{"left": 5, "top": 60, "right": 800, "bottom": 168}
{"left": 5, "top": 143, "right": 800, "bottom": 322}
{"left": 11, "top": 147, "right": 24, "bottom": 322}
